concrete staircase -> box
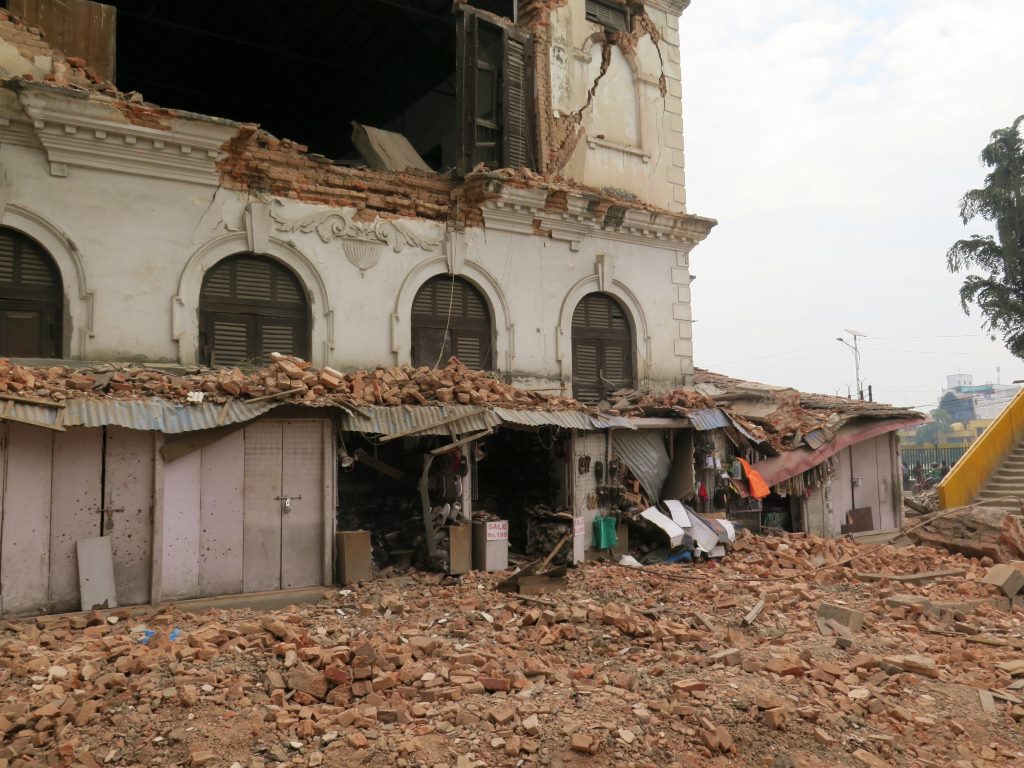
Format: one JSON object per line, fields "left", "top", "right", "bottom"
{"left": 974, "top": 443, "right": 1024, "bottom": 512}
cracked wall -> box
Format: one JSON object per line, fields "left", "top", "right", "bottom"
{"left": 521, "top": 0, "right": 689, "bottom": 212}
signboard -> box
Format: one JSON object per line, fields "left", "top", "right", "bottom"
{"left": 573, "top": 516, "right": 585, "bottom": 536}
{"left": 486, "top": 520, "right": 509, "bottom": 541}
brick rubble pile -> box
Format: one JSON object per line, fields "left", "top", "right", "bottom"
{"left": 0, "top": 355, "right": 590, "bottom": 412}
{"left": 3, "top": 532, "right": 1024, "bottom": 767}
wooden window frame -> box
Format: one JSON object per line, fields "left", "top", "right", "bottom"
{"left": 585, "top": 0, "right": 631, "bottom": 32}
{"left": 411, "top": 276, "right": 495, "bottom": 371}
{"left": 456, "top": 6, "right": 536, "bottom": 174}
{"left": 0, "top": 227, "right": 62, "bottom": 358}
{"left": 198, "top": 254, "right": 311, "bottom": 368}
{"left": 571, "top": 292, "right": 636, "bottom": 402}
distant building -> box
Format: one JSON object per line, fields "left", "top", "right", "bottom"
{"left": 942, "top": 374, "right": 1019, "bottom": 421}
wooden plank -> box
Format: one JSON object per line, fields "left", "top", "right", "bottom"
{"left": 1, "top": 423, "right": 53, "bottom": 616}
{"left": 742, "top": 599, "right": 765, "bottom": 627}
{"left": 77, "top": 535, "right": 117, "bottom": 610}
{"left": 48, "top": 428, "right": 102, "bottom": 613}
{"left": 161, "top": 451, "right": 201, "bottom": 600}
{"left": 199, "top": 429, "right": 244, "bottom": 598}
{"left": 280, "top": 420, "right": 323, "bottom": 589}
{"left": 516, "top": 575, "right": 568, "bottom": 595}
{"left": 854, "top": 569, "right": 966, "bottom": 585}
{"left": 104, "top": 427, "right": 153, "bottom": 607}
{"left": 243, "top": 420, "right": 282, "bottom": 593}
{"left": 979, "top": 689, "right": 997, "bottom": 715}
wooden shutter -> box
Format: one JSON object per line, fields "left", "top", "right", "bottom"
{"left": 571, "top": 293, "right": 634, "bottom": 402}
{"left": 585, "top": 0, "right": 630, "bottom": 32}
{"left": 0, "top": 227, "right": 62, "bottom": 357}
{"left": 502, "top": 26, "right": 535, "bottom": 170}
{"left": 457, "top": 6, "right": 535, "bottom": 173}
{"left": 411, "top": 276, "right": 494, "bottom": 370}
{"left": 199, "top": 254, "right": 310, "bottom": 367}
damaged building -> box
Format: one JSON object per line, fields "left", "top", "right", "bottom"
{"left": 0, "top": 0, "right": 723, "bottom": 615}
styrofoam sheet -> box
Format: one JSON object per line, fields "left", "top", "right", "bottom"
{"left": 663, "top": 500, "right": 692, "bottom": 528}
{"left": 640, "top": 506, "right": 685, "bottom": 547}
{"left": 687, "top": 514, "right": 721, "bottom": 554}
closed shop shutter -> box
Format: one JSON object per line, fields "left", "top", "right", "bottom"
{"left": 0, "top": 227, "right": 62, "bottom": 357}
{"left": 199, "top": 255, "right": 310, "bottom": 367}
{"left": 571, "top": 293, "right": 634, "bottom": 402}
{"left": 411, "top": 275, "right": 494, "bottom": 370}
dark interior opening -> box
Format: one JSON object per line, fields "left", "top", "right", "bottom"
{"left": 97, "top": 0, "right": 515, "bottom": 168}
{"left": 475, "top": 428, "right": 564, "bottom": 555}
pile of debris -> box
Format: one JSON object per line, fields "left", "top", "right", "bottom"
{"left": 2, "top": 533, "right": 1023, "bottom": 768}
{"left": 0, "top": 355, "right": 591, "bottom": 412}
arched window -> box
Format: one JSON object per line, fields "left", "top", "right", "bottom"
{"left": 199, "top": 254, "right": 310, "bottom": 367}
{"left": 571, "top": 292, "right": 635, "bottom": 402}
{"left": 411, "top": 275, "right": 493, "bottom": 370}
{"left": 0, "top": 227, "right": 62, "bottom": 357}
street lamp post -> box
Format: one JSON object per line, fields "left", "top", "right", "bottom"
{"left": 836, "top": 329, "right": 866, "bottom": 400}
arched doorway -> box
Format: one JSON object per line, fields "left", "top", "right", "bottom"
{"left": 411, "top": 275, "right": 493, "bottom": 370}
{"left": 199, "top": 254, "right": 310, "bottom": 367}
{"left": 0, "top": 227, "right": 63, "bottom": 357}
{"left": 571, "top": 292, "right": 635, "bottom": 402}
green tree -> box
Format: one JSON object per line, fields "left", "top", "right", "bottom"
{"left": 914, "top": 408, "right": 954, "bottom": 446}
{"left": 946, "top": 115, "right": 1024, "bottom": 355}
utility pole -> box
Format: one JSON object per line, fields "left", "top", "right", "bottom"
{"left": 836, "top": 329, "right": 866, "bottom": 399}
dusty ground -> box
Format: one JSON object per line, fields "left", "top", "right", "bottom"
{"left": 2, "top": 532, "right": 1024, "bottom": 768}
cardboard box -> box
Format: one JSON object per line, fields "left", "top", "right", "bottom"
{"left": 472, "top": 519, "right": 509, "bottom": 572}
{"left": 448, "top": 524, "right": 472, "bottom": 575}
{"left": 335, "top": 530, "right": 372, "bottom": 585}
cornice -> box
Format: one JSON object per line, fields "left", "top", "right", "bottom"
{"left": 478, "top": 178, "right": 716, "bottom": 248}
{"left": 9, "top": 83, "right": 239, "bottom": 186}
{"left": 643, "top": 0, "right": 691, "bottom": 16}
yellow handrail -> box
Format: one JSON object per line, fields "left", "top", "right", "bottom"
{"left": 938, "top": 387, "right": 1024, "bottom": 508}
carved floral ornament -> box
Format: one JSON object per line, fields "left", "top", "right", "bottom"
{"left": 269, "top": 204, "right": 445, "bottom": 275}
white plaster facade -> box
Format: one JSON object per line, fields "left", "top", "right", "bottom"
{"left": 0, "top": 0, "right": 711, "bottom": 391}
{"left": 548, "top": 0, "right": 690, "bottom": 212}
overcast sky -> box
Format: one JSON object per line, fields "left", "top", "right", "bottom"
{"left": 679, "top": 0, "right": 1024, "bottom": 410}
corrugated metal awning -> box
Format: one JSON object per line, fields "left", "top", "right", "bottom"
{"left": 688, "top": 408, "right": 731, "bottom": 431}
{"left": 492, "top": 408, "right": 634, "bottom": 431}
{"left": 340, "top": 405, "right": 500, "bottom": 437}
{"left": 0, "top": 397, "right": 294, "bottom": 433}
{"left": 613, "top": 429, "right": 671, "bottom": 500}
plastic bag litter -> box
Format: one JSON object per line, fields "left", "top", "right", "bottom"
{"left": 137, "top": 627, "right": 181, "bottom": 644}
{"left": 618, "top": 555, "right": 643, "bottom": 568}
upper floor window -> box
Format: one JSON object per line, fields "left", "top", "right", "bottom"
{"left": 199, "top": 254, "right": 310, "bottom": 368}
{"left": 411, "top": 275, "right": 494, "bottom": 371}
{"left": 0, "top": 227, "right": 62, "bottom": 358}
{"left": 571, "top": 292, "right": 635, "bottom": 402}
{"left": 456, "top": 6, "right": 535, "bottom": 173}
{"left": 585, "top": 0, "right": 630, "bottom": 32}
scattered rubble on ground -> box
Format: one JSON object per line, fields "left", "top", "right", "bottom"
{"left": 0, "top": 355, "right": 589, "bottom": 411}
{"left": 2, "top": 532, "right": 1024, "bottom": 767}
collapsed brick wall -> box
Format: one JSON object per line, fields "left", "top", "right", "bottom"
{"left": 217, "top": 126, "right": 456, "bottom": 223}
{"left": 0, "top": 7, "right": 110, "bottom": 91}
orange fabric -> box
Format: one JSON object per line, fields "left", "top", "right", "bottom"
{"left": 737, "top": 458, "right": 771, "bottom": 500}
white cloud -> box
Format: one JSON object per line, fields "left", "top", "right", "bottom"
{"left": 679, "top": 0, "right": 1024, "bottom": 405}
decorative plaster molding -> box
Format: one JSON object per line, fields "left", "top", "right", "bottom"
{"left": 478, "top": 179, "right": 716, "bottom": 248}
{"left": 644, "top": 0, "right": 691, "bottom": 15}
{"left": 13, "top": 83, "right": 237, "bottom": 186}
{"left": 269, "top": 203, "right": 444, "bottom": 276}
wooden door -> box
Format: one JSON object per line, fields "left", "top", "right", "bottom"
{"left": 0, "top": 424, "right": 52, "bottom": 616}
{"left": 49, "top": 429, "right": 103, "bottom": 612}
{"left": 242, "top": 420, "right": 325, "bottom": 592}
{"left": 104, "top": 427, "right": 153, "bottom": 606}
{"left": 243, "top": 420, "right": 283, "bottom": 593}
{"left": 281, "top": 421, "right": 323, "bottom": 589}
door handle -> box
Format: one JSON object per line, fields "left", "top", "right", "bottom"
{"left": 274, "top": 495, "right": 302, "bottom": 513}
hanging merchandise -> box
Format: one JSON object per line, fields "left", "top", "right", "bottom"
{"left": 736, "top": 457, "right": 771, "bottom": 500}
{"left": 698, "top": 481, "right": 709, "bottom": 502}
{"left": 592, "top": 515, "right": 618, "bottom": 550}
